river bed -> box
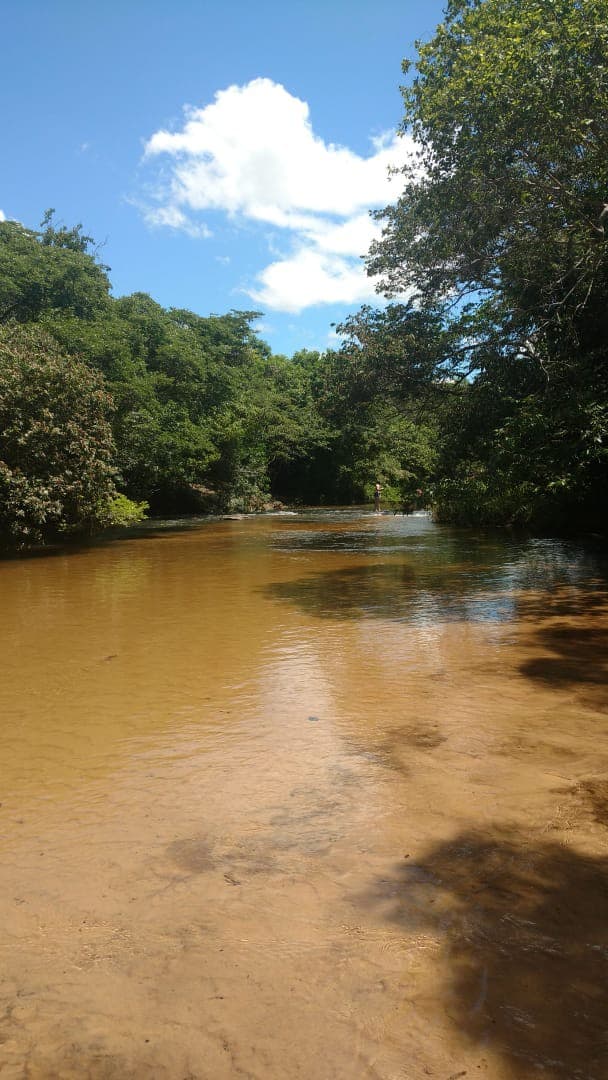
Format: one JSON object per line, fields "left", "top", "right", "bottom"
{"left": 1, "top": 511, "right": 607, "bottom": 1079}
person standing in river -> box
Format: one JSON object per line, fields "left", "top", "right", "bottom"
{"left": 374, "top": 482, "right": 382, "bottom": 513}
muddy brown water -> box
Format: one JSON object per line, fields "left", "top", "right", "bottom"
{"left": 1, "top": 510, "right": 608, "bottom": 1080}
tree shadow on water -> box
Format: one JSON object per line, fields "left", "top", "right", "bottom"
{"left": 519, "top": 624, "right": 608, "bottom": 708}
{"left": 356, "top": 826, "right": 608, "bottom": 1078}
{"left": 264, "top": 562, "right": 517, "bottom": 623}
{"left": 264, "top": 538, "right": 608, "bottom": 625}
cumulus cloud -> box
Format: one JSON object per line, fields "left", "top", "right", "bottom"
{"left": 0, "top": 210, "right": 5, "bottom": 222}
{"left": 248, "top": 249, "right": 380, "bottom": 313}
{"left": 143, "top": 78, "right": 414, "bottom": 312}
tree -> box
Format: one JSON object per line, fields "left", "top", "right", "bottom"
{"left": 370, "top": 0, "right": 608, "bottom": 349}
{"left": 366, "top": 0, "right": 608, "bottom": 529}
{"left": 0, "top": 323, "right": 118, "bottom": 545}
{"left": 0, "top": 213, "right": 111, "bottom": 324}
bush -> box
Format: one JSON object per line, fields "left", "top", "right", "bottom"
{"left": 0, "top": 322, "right": 118, "bottom": 546}
{"left": 99, "top": 493, "right": 149, "bottom": 528}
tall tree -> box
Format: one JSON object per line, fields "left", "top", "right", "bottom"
{"left": 366, "top": 0, "right": 608, "bottom": 528}
{"left": 369, "top": 0, "right": 608, "bottom": 351}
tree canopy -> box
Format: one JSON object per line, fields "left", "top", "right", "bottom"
{"left": 363, "top": 0, "right": 608, "bottom": 529}
{"left": 370, "top": 0, "right": 608, "bottom": 338}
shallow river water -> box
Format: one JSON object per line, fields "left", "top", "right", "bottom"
{"left": 1, "top": 511, "right": 608, "bottom": 1080}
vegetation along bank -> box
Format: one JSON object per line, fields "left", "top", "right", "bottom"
{"left": 1, "top": 0, "right": 606, "bottom": 548}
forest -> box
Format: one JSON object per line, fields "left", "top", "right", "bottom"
{"left": 1, "top": 0, "right": 606, "bottom": 547}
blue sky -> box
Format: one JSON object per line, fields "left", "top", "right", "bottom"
{"left": 2, "top": 0, "right": 446, "bottom": 355}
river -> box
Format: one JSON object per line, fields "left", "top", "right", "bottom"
{"left": 1, "top": 510, "right": 607, "bottom": 1079}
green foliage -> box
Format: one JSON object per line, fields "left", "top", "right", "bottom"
{"left": 41, "top": 295, "right": 274, "bottom": 512}
{"left": 99, "top": 493, "right": 149, "bottom": 528}
{"left": 0, "top": 207, "right": 448, "bottom": 527}
{"left": 0, "top": 212, "right": 111, "bottom": 324}
{"left": 438, "top": 388, "right": 608, "bottom": 527}
{"left": 0, "top": 216, "right": 339, "bottom": 523}
{"left": 273, "top": 339, "right": 440, "bottom": 506}
{"left": 0, "top": 322, "right": 117, "bottom": 545}
{"left": 371, "top": 0, "right": 608, "bottom": 329}
{"left": 365, "top": 0, "right": 608, "bottom": 531}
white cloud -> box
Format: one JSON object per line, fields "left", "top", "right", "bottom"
{"left": 0, "top": 210, "right": 5, "bottom": 222}
{"left": 142, "top": 202, "right": 212, "bottom": 238}
{"left": 142, "top": 78, "right": 414, "bottom": 312}
{"left": 248, "top": 249, "right": 378, "bottom": 313}
{"left": 145, "top": 78, "right": 410, "bottom": 219}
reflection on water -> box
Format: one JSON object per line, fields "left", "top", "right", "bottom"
{"left": 1, "top": 510, "right": 607, "bottom": 1079}
{"left": 267, "top": 511, "right": 607, "bottom": 626}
